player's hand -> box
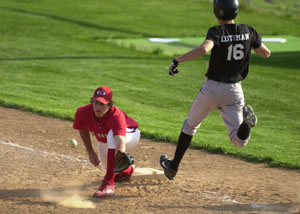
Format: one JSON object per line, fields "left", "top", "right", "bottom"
{"left": 169, "top": 58, "right": 179, "bottom": 76}
{"left": 88, "top": 151, "right": 100, "bottom": 167}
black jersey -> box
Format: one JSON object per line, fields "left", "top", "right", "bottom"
{"left": 205, "top": 24, "right": 262, "bottom": 83}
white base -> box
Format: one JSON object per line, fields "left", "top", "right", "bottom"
{"left": 131, "top": 167, "right": 165, "bottom": 180}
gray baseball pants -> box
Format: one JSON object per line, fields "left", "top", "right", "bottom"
{"left": 182, "top": 78, "right": 249, "bottom": 147}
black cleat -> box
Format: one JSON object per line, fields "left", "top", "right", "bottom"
{"left": 160, "top": 155, "right": 177, "bottom": 180}
{"left": 243, "top": 104, "right": 257, "bottom": 128}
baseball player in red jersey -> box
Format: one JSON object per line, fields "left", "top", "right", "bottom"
{"left": 73, "top": 86, "right": 140, "bottom": 197}
{"left": 160, "top": 0, "right": 271, "bottom": 180}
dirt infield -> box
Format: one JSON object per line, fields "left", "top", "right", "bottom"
{"left": 1, "top": 106, "right": 299, "bottom": 214}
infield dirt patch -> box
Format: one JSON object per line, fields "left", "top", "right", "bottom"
{"left": 0, "top": 107, "right": 299, "bottom": 214}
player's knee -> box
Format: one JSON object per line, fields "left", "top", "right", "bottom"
{"left": 181, "top": 119, "right": 200, "bottom": 136}
{"left": 107, "top": 130, "right": 116, "bottom": 149}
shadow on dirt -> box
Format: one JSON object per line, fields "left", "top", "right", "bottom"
{"left": 0, "top": 179, "right": 148, "bottom": 206}
{"left": 206, "top": 202, "right": 300, "bottom": 213}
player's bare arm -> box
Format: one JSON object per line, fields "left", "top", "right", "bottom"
{"left": 114, "top": 135, "right": 126, "bottom": 152}
{"left": 79, "top": 128, "right": 100, "bottom": 166}
{"left": 169, "top": 39, "right": 214, "bottom": 76}
{"left": 253, "top": 43, "right": 271, "bottom": 58}
{"left": 177, "top": 39, "right": 214, "bottom": 63}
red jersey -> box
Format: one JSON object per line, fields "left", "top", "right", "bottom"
{"left": 73, "top": 104, "right": 138, "bottom": 143}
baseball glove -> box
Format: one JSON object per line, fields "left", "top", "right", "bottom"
{"left": 113, "top": 150, "right": 135, "bottom": 173}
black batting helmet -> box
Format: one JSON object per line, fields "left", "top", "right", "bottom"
{"left": 214, "top": 0, "right": 239, "bottom": 20}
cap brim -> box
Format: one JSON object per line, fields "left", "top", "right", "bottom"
{"left": 93, "top": 97, "right": 109, "bottom": 104}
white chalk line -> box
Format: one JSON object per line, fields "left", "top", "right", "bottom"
{"left": 0, "top": 139, "right": 240, "bottom": 204}
{"left": 0, "top": 139, "right": 88, "bottom": 164}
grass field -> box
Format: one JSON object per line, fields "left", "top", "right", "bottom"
{"left": 109, "top": 35, "right": 300, "bottom": 56}
{"left": 0, "top": 0, "right": 299, "bottom": 169}
{"left": 239, "top": 0, "right": 300, "bottom": 19}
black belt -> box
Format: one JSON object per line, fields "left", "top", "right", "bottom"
{"left": 126, "top": 128, "right": 137, "bottom": 133}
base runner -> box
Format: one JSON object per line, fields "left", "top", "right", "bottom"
{"left": 73, "top": 86, "right": 140, "bottom": 197}
{"left": 160, "top": 0, "right": 271, "bottom": 180}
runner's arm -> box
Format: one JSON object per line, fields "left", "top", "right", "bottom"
{"left": 253, "top": 43, "right": 271, "bottom": 58}
{"left": 176, "top": 39, "right": 214, "bottom": 63}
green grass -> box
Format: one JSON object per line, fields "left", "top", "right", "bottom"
{"left": 109, "top": 35, "right": 300, "bottom": 56}
{"left": 0, "top": 0, "right": 300, "bottom": 170}
{"left": 240, "top": 0, "right": 300, "bottom": 19}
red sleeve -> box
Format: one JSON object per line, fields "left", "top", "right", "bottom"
{"left": 73, "top": 106, "right": 87, "bottom": 130}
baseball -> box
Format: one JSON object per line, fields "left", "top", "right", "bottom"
{"left": 70, "top": 139, "right": 78, "bottom": 148}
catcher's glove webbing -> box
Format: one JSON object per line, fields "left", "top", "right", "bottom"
{"left": 113, "top": 150, "right": 135, "bottom": 173}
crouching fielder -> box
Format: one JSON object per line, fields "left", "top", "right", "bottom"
{"left": 160, "top": 0, "right": 271, "bottom": 180}
{"left": 73, "top": 86, "right": 140, "bottom": 197}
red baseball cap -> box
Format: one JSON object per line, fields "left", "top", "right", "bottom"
{"left": 92, "top": 86, "right": 113, "bottom": 104}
